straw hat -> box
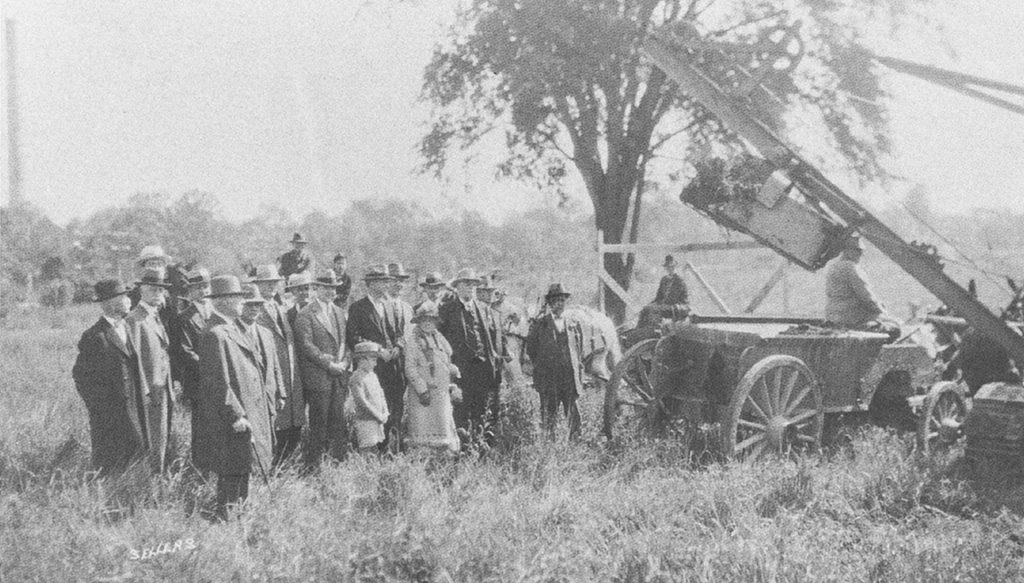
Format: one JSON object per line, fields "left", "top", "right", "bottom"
{"left": 206, "top": 275, "right": 247, "bottom": 298}
{"left": 250, "top": 264, "right": 284, "bottom": 282}
{"left": 353, "top": 341, "right": 381, "bottom": 357}
{"left": 135, "top": 267, "right": 172, "bottom": 288}
{"left": 285, "top": 272, "right": 315, "bottom": 290}
{"left": 450, "top": 267, "right": 483, "bottom": 286}
{"left": 137, "top": 245, "right": 171, "bottom": 266}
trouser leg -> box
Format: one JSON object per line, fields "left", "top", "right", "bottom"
{"left": 273, "top": 427, "right": 303, "bottom": 467}
{"left": 305, "top": 389, "right": 329, "bottom": 465}
{"left": 326, "top": 382, "right": 349, "bottom": 461}
{"left": 539, "top": 392, "right": 559, "bottom": 440}
{"left": 565, "top": 398, "right": 582, "bottom": 441}
{"left": 215, "top": 473, "right": 250, "bottom": 521}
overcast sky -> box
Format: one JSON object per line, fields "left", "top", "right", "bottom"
{"left": 1, "top": 0, "right": 1022, "bottom": 226}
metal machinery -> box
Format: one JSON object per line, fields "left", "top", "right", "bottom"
{"left": 603, "top": 21, "right": 1024, "bottom": 463}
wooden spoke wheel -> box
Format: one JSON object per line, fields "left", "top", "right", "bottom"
{"left": 917, "top": 381, "right": 968, "bottom": 454}
{"left": 603, "top": 338, "right": 662, "bottom": 440}
{"left": 723, "top": 355, "right": 823, "bottom": 460}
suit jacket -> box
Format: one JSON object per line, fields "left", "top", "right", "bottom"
{"left": 526, "top": 314, "right": 585, "bottom": 398}
{"left": 438, "top": 298, "right": 507, "bottom": 372}
{"left": 332, "top": 272, "right": 353, "bottom": 307}
{"left": 71, "top": 317, "right": 147, "bottom": 473}
{"left": 278, "top": 248, "right": 314, "bottom": 278}
{"left": 295, "top": 300, "right": 349, "bottom": 395}
{"left": 170, "top": 301, "right": 209, "bottom": 400}
{"left": 654, "top": 273, "right": 689, "bottom": 305}
{"left": 347, "top": 295, "right": 405, "bottom": 390}
{"left": 194, "top": 312, "right": 274, "bottom": 475}
{"left": 258, "top": 300, "right": 305, "bottom": 429}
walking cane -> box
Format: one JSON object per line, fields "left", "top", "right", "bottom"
{"left": 250, "top": 438, "right": 270, "bottom": 486}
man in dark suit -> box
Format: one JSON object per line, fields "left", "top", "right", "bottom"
{"left": 169, "top": 267, "right": 212, "bottom": 470}
{"left": 439, "top": 268, "right": 508, "bottom": 432}
{"left": 346, "top": 265, "right": 405, "bottom": 443}
{"left": 126, "top": 267, "right": 174, "bottom": 473}
{"left": 654, "top": 255, "right": 688, "bottom": 305}
{"left": 72, "top": 279, "right": 148, "bottom": 477}
{"left": 195, "top": 275, "right": 274, "bottom": 521}
{"left": 526, "top": 284, "right": 585, "bottom": 440}
{"left": 331, "top": 253, "right": 353, "bottom": 308}
{"left": 278, "top": 233, "right": 314, "bottom": 279}
{"left": 295, "top": 271, "right": 351, "bottom": 464}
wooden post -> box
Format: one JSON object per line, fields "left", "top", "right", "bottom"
{"left": 744, "top": 260, "right": 789, "bottom": 313}
{"left": 597, "top": 229, "right": 606, "bottom": 313}
{"left": 685, "top": 261, "right": 731, "bottom": 314}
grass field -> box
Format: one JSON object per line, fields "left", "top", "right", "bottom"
{"left": 2, "top": 304, "right": 1024, "bottom": 582}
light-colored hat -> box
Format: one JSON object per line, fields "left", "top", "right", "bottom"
{"left": 251, "top": 264, "right": 284, "bottom": 282}
{"left": 137, "top": 245, "right": 171, "bottom": 266}
{"left": 316, "top": 270, "right": 339, "bottom": 287}
{"left": 186, "top": 267, "right": 211, "bottom": 287}
{"left": 363, "top": 264, "right": 393, "bottom": 281}
{"left": 206, "top": 275, "right": 247, "bottom": 298}
{"left": 450, "top": 267, "right": 483, "bottom": 286}
{"left": 285, "top": 272, "right": 315, "bottom": 290}
{"left": 412, "top": 304, "right": 441, "bottom": 324}
{"left": 353, "top": 341, "right": 381, "bottom": 357}
{"left": 241, "top": 283, "right": 266, "bottom": 304}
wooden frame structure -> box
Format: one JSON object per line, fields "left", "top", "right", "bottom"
{"left": 596, "top": 229, "right": 791, "bottom": 317}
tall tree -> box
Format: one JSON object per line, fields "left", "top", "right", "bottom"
{"left": 419, "top": 0, "right": 932, "bottom": 322}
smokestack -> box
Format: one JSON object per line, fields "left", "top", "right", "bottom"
{"left": 5, "top": 18, "right": 23, "bottom": 207}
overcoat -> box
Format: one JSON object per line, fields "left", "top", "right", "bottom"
{"left": 526, "top": 313, "right": 586, "bottom": 400}
{"left": 126, "top": 304, "right": 173, "bottom": 470}
{"left": 258, "top": 300, "right": 305, "bottom": 430}
{"left": 653, "top": 273, "right": 689, "bottom": 305}
{"left": 72, "top": 317, "right": 148, "bottom": 474}
{"left": 170, "top": 301, "right": 208, "bottom": 401}
{"left": 194, "top": 312, "right": 274, "bottom": 476}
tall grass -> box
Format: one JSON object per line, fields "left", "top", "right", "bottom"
{"left": 2, "top": 305, "right": 1022, "bottom": 582}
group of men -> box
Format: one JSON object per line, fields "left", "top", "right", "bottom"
{"left": 72, "top": 234, "right": 520, "bottom": 519}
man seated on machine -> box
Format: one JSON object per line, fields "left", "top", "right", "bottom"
{"left": 638, "top": 254, "right": 690, "bottom": 329}
{"left": 825, "top": 234, "right": 900, "bottom": 342}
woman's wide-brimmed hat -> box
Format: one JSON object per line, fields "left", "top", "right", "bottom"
{"left": 363, "top": 264, "right": 393, "bottom": 282}
{"left": 206, "top": 275, "right": 247, "bottom": 298}
{"left": 545, "top": 282, "right": 571, "bottom": 301}
{"left": 419, "top": 271, "right": 446, "bottom": 288}
{"left": 354, "top": 341, "right": 381, "bottom": 357}
{"left": 250, "top": 264, "right": 284, "bottom": 282}
{"left": 93, "top": 278, "right": 131, "bottom": 302}
{"left": 412, "top": 304, "right": 442, "bottom": 324}
{"left": 450, "top": 267, "right": 483, "bottom": 286}
{"left": 135, "top": 267, "right": 173, "bottom": 289}
{"left": 285, "top": 272, "right": 315, "bottom": 290}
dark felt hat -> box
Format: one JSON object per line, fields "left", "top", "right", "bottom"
{"left": 186, "top": 267, "right": 211, "bottom": 287}
{"left": 545, "top": 282, "right": 571, "bottom": 301}
{"left": 93, "top": 278, "right": 131, "bottom": 302}
{"left": 363, "top": 264, "right": 393, "bottom": 281}
{"left": 387, "top": 262, "right": 411, "bottom": 280}
{"left": 420, "top": 271, "right": 446, "bottom": 288}
{"left": 316, "top": 270, "right": 339, "bottom": 286}
{"left": 663, "top": 255, "right": 678, "bottom": 268}
{"left": 290, "top": 232, "right": 308, "bottom": 244}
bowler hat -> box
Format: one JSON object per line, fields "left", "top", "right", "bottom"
{"left": 241, "top": 283, "right": 266, "bottom": 304}
{"left": 412, "top": 304, "right": 442, "bottom": 324}
{"left": 93, "top": 278, "right": 131, "bottom": 302}
{"left": 206, "top": 275, "right": 247, "bottom": 298}
{"left": 135, "top": 267, "right": 172, "bottom": 288}
{"left": 354, "top": 341, "right": 381, "bottom": 357}
{"left": 387, "top": 262, "right": 411, "bottom": 280}
{"left": 186, "top": 267, "right": 211, "bottom": 287}
{"left": 545, "top": 282, "right": 571, "bottom": 301}
{"left": 450, "top": 267, "right": 483, "bottom": 286}
{"left": 285, "top": 272, "right": 315, "bottom": 290}
{"left": 663, "top": 255, "right": 678, "bottom": 268}
{"left": 137, "top": 245, "right": 171, "bottom": 266}
{"left": 363, "top": 264, "right": 393, "bottom": 281}
{"left": 289, "top": 232, "right": 308, "bottom": 244}
{"left": 250, "top": 264, "right": 284, "bottom": 282}
{"left": 420, "top": 271, "right": 446, "bottom": 288}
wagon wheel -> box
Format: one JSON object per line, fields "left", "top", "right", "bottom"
{"left": 917, "top": 381, "right": 968, "bottom": 454}
{"left": 603, "top": 338, "right": 662, "bottom": 439}
{"left": 722, "top": 355, "right": 823, "bottom": 460}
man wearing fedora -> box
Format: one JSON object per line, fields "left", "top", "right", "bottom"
{"left": 332, "top": 253, "right": 353, "bottom": 308}
{"left": 414, "top": 271, "right": 450, "bottom": 312}
{"left": 195, "top": 275, "right": 275, "bottom": 520}
{"left": 439, "top": 267, "right": 508, "bottom": 432}
{"left": 72, "top": 279, "right": 149, "bottom": 477}
{"left": 526, "top": 284, "right": 585, "bottom": 440}
{"left": 251, "top": 265, "right": 306, "bottom": 466}
{"left": 285, "top": 272, "right": 317, "bottom": 329}
{"left": 295, "top": 270, "right": 351, "bottom": 464}
{"left": 169, "top": 267, "right": 213, "bottom": 469}
{"left": 346, "top": 265, "right": 406, "bottom": 445}
{"left": 278, "top": 233, "right": 315, "bottom": 279}
{"left": 126, "top": 267, "right": 174, "bottom": 473}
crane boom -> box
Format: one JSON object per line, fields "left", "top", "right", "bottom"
{"left": 643, "top": 32, "right": 1024, "bottom": 366}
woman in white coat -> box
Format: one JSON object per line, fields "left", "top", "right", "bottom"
{"left": 403, "top": 305, "right": 461, "bottom": 453}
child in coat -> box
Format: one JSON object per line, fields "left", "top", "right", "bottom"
{"left": 345, "top": 341, "right": 390, "bottom": 455}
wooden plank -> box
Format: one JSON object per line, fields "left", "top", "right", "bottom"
{"left": 598, "top": 270, "right": 641, "bottom": 312}
{"left": 743, "top": 260, "right": 788, "bottom": 313}
{"left": 684, "top": 262, "right": 731, "bottom": 313}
